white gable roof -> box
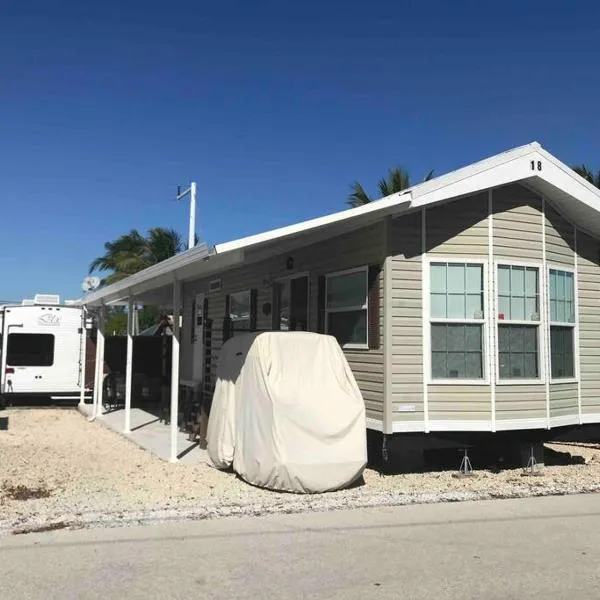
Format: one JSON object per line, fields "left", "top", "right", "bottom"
{"left": 84, "top": 142, "right": 600, "bottom": 306}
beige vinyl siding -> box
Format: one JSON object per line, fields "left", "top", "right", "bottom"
{"left": 545, "top": 205, "right": 575, "bottom": 268}
{"left": 495, "top": 385, "right": 546, "bottom": 420}
{"left": 428, "top": 386, "right": 491, "bottom": 422}
{"left": 182, "top": 222, "right": 387, "bottom": 424}
{"left": 425, "top": 194, "right": 491, "bottom": 422}
{"left": 493, "top": 184, "right": 543, "bottom": 261}
{"left": 426, "top": 193, "right": 488, "bottom": 256}
{"left": 549, "top": 383, "right": 578, "bottom": 418}
{"left": 577, "top": 231, "right": 600, "bottom": 414}
{"left": 388, "top": 211, "right": 423, "bottom": 423}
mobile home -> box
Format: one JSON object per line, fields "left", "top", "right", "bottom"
{"left": 0, "top": 296, "right": 87, "bottom": 403}
{"left": 82, "top": 142, "right": 600, "bottom": 461}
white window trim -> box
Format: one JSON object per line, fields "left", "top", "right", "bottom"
{"left": 424, "top": 257, "right": 490, "bottom": 385}
{"left": 325, "top": 265, "right": 369, "bottom": 350}
{"left": 547, "top": 264, "right": 579, "bottom": 384}
{"left": 494, "top": 260, "right": 545, "bottom": 385}
{"left": 229, "top": 289, "right": 252, "bottom": 328}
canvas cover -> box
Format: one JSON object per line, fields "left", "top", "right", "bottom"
{"left": 207, "top": 331, "right": 367, "bottom": 493}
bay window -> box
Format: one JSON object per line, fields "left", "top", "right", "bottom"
{"left": 497, "top": 265, "right": 540, "bottom": 380}
{"left": 430, "top": 262, "right": 485, "bottom": 380}
{"left": 549, "top": 269, "right": 576, "bottom": 379}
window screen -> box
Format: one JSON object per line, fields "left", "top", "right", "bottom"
{"left": 431, "top": 323, "right": 483, "bottom": 379}
{"left": 498, "top": 325, "right": 538, "bottom": 379}
{"left": 7, "top": 334, "right": 55, "bottom": 367}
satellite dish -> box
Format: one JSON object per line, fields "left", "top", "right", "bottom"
{"left": 82, "top": 276, "right": 101, "bottom": 292}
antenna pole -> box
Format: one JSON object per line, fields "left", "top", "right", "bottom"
{"left": 189, "top": 181, "right": 196, "bottom": 250}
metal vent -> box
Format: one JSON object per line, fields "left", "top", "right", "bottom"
{"left": 34, "top": 294, "right": 60, "bottom": 305}
{"left": 21, "top": 298, "right": 35, "bottom": 306}
{"left": 209, "top": 279, "right": 222, "bottom": 293}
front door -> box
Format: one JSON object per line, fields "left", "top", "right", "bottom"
{"left": 273, "top": 276, "right": 309, "bottom": 331}
{"left": 192, "top": 293, "right": 205, "bottom": 382}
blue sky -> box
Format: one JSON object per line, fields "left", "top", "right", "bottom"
{"left": 1, "top": 1, "right": 599, "bottom": 302}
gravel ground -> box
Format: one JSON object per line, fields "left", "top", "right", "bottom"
{"left": 1, "top": 408, "right": 600, "bottom": 535}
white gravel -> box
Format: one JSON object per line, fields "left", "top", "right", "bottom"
{"left": 1, "top": 408, "right": 600, "bottom": 535}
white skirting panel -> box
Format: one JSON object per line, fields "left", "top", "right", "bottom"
{"left": 388, "top": 413, "right": 588, "bottom": 433}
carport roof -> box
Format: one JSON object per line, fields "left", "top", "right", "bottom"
{"left": 83, "top": 141, "right": 600, "bottom": 307}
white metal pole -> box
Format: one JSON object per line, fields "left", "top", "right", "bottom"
{"left": 124, "top": 295, "right": 134, "bottom": 433}
{"left": 79, "top": 311, "right": 87, "bottom": 407}
{"left": 92, "top": 313, "right": 102, "bottom": 418}
{"left": 97, "top": 306, "right": 106, "bottom": 415}
{"left": 170, "top": 280, "right": 182, "bottom": 462}
{"left": 188, "top": 181, "right": 196, "bottom": 250}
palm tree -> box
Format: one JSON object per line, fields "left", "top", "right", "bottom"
{"left": 347, "top": 166, "right": 435, "bottom": 207}
{"left": 89, "top": 227, "right": 185, "bottom": 285}
{"left": 573, "top": 165, "right": 600, "bottom": 188}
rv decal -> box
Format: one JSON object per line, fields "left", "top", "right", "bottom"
{"left": 38, "top": 313, "right": 62, "bottom": 326}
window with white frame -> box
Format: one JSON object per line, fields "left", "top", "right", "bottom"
{"left": 497, "top": 264, "right": 540, "bottom": 380}
{"left": 430, "top": 262, "right": 485, "bottom": 380}
{"left": 326, "top": 268, "right": 368, "bottom": 347}
{"left": 229, "top": 290, "right": 251, "bottom": 330}
{"left": 549, "top": 269, "right": 576, "bottom": 379}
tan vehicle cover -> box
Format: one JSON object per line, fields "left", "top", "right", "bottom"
{"left": 207, "top": 332, "right": 367, "bottom": 493}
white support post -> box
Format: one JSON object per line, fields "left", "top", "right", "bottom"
{"left": 92, "top": 312, "right": 102, "bottom": 418}
{"left": 170, "top": 279, "right": 182, "bottom": 462}
{"left": 79, "top": 310, "right": 87, "bottom": 407}
{"left": 124, "top": 295, "right": 134, "bottom": 433}
{"left": 189, "top": 181, "right": 196, "bottom": 250}
{"left": 96, "top": 305, "right": 106, "bottom": 415}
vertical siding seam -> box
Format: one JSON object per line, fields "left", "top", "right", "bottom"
{"left": 383, "top": 218, "right": 392, "bottom": 434}
{"left": 421, "top": 208, "right": 430, "bottom": 433}
{"left": 574, "top": 227, "right": 582, "bottom": 423}
{"left": 488, "top": 189, "right": 496, "bottom": 431}
{"left": 542, "top": 197, "right": 551, "bottom": 428}
{"left": 383, "top": 255, "right": 392, "bottom": 434}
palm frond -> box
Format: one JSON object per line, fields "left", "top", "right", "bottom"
{"left": 378, "top": 167, "right": 410, "bottom": 198}
{"left": 347, "top": 181, "right": 372, "bottom": 207}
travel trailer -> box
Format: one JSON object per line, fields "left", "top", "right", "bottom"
{"left": 0, "top": 295, "right": 87, "bottom": 404}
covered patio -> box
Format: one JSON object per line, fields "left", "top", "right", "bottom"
{"left": 81, "top": 242, "right": 245, "bottom": 462}
{"left": 78, "top": 403, "right": 207, "bottom": 464}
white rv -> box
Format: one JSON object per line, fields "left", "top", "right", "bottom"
{"left": 0, "top": 295, "right": 86, "bottom": 404}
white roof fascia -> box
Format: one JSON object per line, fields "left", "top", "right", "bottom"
{"left": 214, "top": 197, "right": 413, "bottom": 254}
{"left": 535, "top": 146, "right": 600, "bottom": 211}
{"left": 411, "top": 153, "right": 538, "bottom": 209}
{"left": 410, "top": 146, "right": 600, "bottom": 223}
{"left": 408, "top": 142, "right": 540, "bottom": 201}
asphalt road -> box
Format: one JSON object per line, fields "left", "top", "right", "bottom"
{"left": 2, "top": 494, "right": 600, "bottom": 599}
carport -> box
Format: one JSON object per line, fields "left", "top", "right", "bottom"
{"left": 82, "top": 242, "right": 244, "bottom": 462}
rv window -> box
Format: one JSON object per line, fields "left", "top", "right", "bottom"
{"left": 7, "top": 334, "right": 55, "bottom": 367}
